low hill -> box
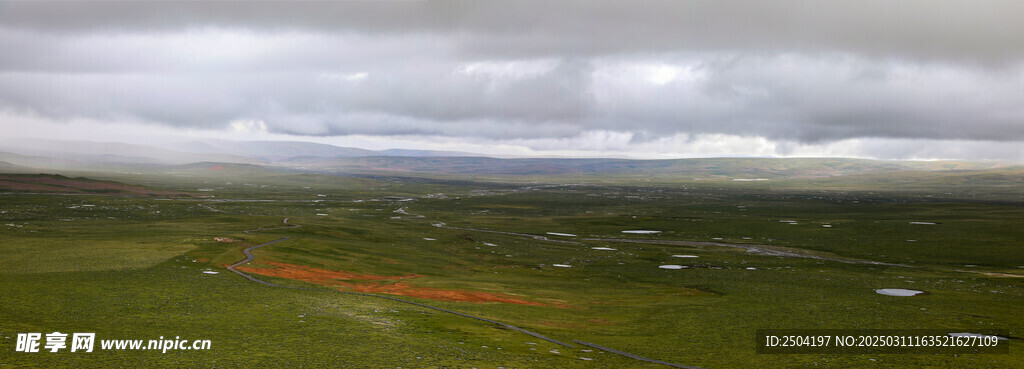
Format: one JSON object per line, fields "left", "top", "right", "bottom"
{"left": 0, "top": 151, "right": 83, "bottom": 171}
{"left": 0, "top": 161, "right": 35, "bottom": 173}
{"left": 0, "top": 174, "right": 192, "bottom": 197}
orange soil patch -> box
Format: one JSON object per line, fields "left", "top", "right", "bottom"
{"left": 208, "top": 165, "right": 224, "bottom": 170}
{"left": 237, "top": 261, "right": 419, "bottom": 282}
{"left": 238, "top": 261, "right": 549, "bottom": 307}
{"left": 339, "top": 282, "right": 545, "bottom": 306}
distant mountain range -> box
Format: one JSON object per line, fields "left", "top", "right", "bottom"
{"left": 160, "top": 139, "right": 481, "bottom": 161}
{"left": 0, "top": 138, "right": 1017, "bottom": 180}
{"left": 0, "top": 138, "right": 481, "bottom": 168}
{"left": 0, "top": 138, "right": 264, "bottom": 166}
{"left": 282, "top": 156, "right": 1012, "bottom": 178}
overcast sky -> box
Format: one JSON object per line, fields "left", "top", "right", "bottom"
{"left": 1, "top": 0, "right": 1023, "bottom": 160}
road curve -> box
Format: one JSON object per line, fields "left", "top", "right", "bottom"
{"left": 226, "top": 237, "right": 290, "bottom": 286}
{"left": 242, "top": 217, "right": 302, "bottom": 234}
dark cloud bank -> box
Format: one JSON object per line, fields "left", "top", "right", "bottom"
{"left": 1, "top": 0, "right": 1022, "bottom": 157}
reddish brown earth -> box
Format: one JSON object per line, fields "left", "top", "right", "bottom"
{"left": 207, "top": 165, "right": 224, "bottom": 170}
{"left": 339, "top": 282, "right": 545, "bottom": 306}
{"left": 237, "top": 261, "right": 548, "bottom": 306}
{"left": 0, "top": 180, "right": 64, "bottom": 192}
{"left": 0, "top": 174, "right": 190, "bottom": 197}
{"left": 238, "top": 261, "right": 421, "bottom": 282}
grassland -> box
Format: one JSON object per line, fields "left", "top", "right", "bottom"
{"left": 1, "top": 168, "right": 1022, "bottom": 368}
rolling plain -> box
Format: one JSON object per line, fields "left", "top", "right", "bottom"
{"left": 1, "top": 154, "right": 1022, "bottom": 368}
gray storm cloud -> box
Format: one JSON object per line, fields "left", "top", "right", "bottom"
{"left": 0, "top": 0, "right": 1022, "bottom": 153}
{"left": 3, "top": 1, "right": 1023, "bottom": 63}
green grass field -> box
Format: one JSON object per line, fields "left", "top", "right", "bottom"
{"left": 1, "top": 171, "right": 1022, "bottom": 368}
